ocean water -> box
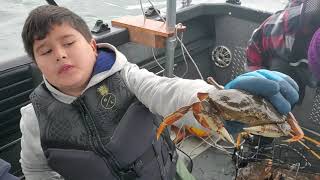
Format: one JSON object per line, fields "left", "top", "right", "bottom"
{"left": 0, "top": 0, "right": 287, "bottom": 60}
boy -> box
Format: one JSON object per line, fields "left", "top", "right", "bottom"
{"left": 20, "top": 5, "right": 299, "bottom": 180}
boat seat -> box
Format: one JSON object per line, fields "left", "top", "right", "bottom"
{"left": 0, "top": 58, "right": 42, "bottom": 176}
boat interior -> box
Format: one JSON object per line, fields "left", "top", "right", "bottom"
{"left": 0, "top": 2, "right": 319, "bottom": 179}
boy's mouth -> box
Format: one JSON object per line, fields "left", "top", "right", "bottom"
{"left": 58, "top": 64, "right": 74, "bottom": 74}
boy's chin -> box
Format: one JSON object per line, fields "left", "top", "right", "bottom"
{"left": 55, "top": 80, "right": 88, "bottom": 93}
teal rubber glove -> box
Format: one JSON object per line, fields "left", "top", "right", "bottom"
{"left": 225, "top": 69, "right": 299, "bottom": 114}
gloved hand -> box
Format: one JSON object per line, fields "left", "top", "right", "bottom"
{"left": 224, "top": 69, "right": 299, "bottom": 115}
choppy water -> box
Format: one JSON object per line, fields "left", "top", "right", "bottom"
{"left": 0, "top": 0, "right": 287, "bottom": 60}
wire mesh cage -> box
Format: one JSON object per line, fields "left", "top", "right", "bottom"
{"left": 233, "top": 135, "right": 320, "bottom": 179}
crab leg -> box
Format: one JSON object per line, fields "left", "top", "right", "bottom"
{"left": 236, "top": 132, "right": 250, "bottom": 149}
{"left": 294, "top": 135, "right": 320, "bottom": 160}
{"left": 170, "top": 125, "right": 187, "bottom": 144}
{"left": 243, "top": 124, "right": 288, "bottom": 138}
{"left": 284, "top": 112, "right": 304, "bottom": 143}
{"left": 242, "top": 113, "right": 304, "bottom": 142}
{"left": 207, "top": 77, "right": 224, "bottom": 90}
{"left": 156, "top": 106, "right": 191, "bottom": 140}
{"left": 303, "top": 136, "right": 320, "bottom": 146}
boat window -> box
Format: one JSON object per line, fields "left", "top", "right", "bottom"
{"left": 0, "top": 0, "right": 287, "bottom": 61}
{"left": 234, "top": 0, "right": 288, "bottom": 12}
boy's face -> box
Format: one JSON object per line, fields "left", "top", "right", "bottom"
{"left": 33, "top": 23, "right": 97, "bottom": 96}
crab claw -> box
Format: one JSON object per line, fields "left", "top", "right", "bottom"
{"left": 192, "top": 102, "right": 235, "bottom": 144}
{"left": 194, "top": 114, "right": 235, "bottom": 144}
{"left": 217, "top": 125, "right": 235, "bottom": 144}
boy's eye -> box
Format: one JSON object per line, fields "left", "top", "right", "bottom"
{"left": 64, "top": 41, "right": 75, "bottom": 47}
{"left": 41, "top": 49, "right": 52, "bottom": 56}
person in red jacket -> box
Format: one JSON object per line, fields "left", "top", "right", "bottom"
{"left": 246, "top": 0, "right": 320, "bottom": 101}
{"left": 308, "top": 27, "right": 320, "bottom": 81}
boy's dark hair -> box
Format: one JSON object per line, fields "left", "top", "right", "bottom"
{"left": 22, "top": 5, "right": 92, "bottom": 60}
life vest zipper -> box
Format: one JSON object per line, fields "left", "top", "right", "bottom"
{"left": 76, "top": 98, "right": 123, "bottom": 179}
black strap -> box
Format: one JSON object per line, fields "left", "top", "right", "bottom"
{"left": 119, "top": 145, "right": 156, "bottom": 180}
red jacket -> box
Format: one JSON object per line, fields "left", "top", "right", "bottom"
{"left": 246, "top": 0, "right": 320, "bottom": 70}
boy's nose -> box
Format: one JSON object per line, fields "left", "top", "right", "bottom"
{"left": 54, "top": 48, "right": 67, "bottom": 61}
{"left": 56, "top": 55, "right": 66, "bottom": 62}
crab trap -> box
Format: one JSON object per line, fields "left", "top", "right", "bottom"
{"left": 232, "top": 135, "right": 320, "bottom": 179}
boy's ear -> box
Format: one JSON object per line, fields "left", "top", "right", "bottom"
{"left": 90, "top": 39, "right": 98, "bottom": 56}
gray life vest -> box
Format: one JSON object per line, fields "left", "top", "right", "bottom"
{"left": 30, "top": 72, "right": 177, "bottom": 180}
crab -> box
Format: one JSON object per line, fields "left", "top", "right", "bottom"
{"left": 156, "top": 77, "right": 305, "bottom": 148}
